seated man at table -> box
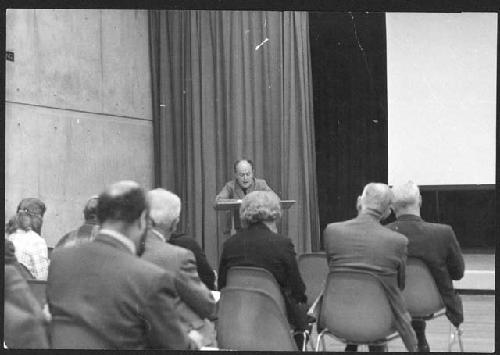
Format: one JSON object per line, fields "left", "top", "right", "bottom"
{"left": 387, "top": 181, "right": 465, "bottom": 352}
{"left": 323, "top": 183, "right": 417, "bottom": 352}
{"left": 47, "top": 180, "right": 198, "bottom": 349}
{"left": 215, "top": 158, "right": 274, "bottom": 233}
{"left": 142, "top": 188, "right": 217, "bottom": 347}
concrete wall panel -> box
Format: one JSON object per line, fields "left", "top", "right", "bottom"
{"left": 5, "top": 103, "right": 153, "bottom": 246}
{"left": 101, "top": 10, "right": 152, "bottom": 119}
{"left": 6, "top": 9, "right": 152, "bottom": 120}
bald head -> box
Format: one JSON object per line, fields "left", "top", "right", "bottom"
{"left": 391, "top": 181, "right": 422, "bottom": 217}
{"left": 234, "top": 159, "right": 255, "bottom": 190}
{"left": 357, "top": 183, "right": 393, "bottom": 219}
{"left": 147, "top": 189, "right": 181, "bottom": 228}
{"left": 97, "top": 180, "right": 146, "bottom": 224}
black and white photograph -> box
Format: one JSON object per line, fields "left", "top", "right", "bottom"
{"left": 3, "top": 3, "right": 496, "bottom": 352}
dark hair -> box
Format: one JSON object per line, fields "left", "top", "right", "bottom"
{"left": 233, "top": 158, "right": 255, "bottom": 173}
{"left": 97, "top": 187, "right": 146, "bottom": 224}
{"left": 83, "top": 196, "right": 99, "bottom": 221}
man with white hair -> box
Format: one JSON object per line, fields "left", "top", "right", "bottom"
{"left": 141, "top": 188, "right": 217, "bottom": 347}
{"left": 387, "top": 181, "right": 464, "bottom": 352}
{"left": 323, "top": 183, "right": 417, "bottom": 352}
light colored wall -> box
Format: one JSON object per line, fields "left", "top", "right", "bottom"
{"left": 5, "top": 9, "right": 153, "bottom": 246}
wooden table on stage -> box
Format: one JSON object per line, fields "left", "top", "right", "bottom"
{"left": 214, "top": 199, "right": 296, "bottom": 235}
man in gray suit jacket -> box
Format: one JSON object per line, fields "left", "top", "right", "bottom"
{"left": 47, "top": 181, "right": 197, "bottom": 350}
{"left": 142, "top": 188, "right": 217, "bottom": 347}
{"left": 323, "top": 183, "right": 417, "bottom": 352}
{"left": 387, "top": 181, "right": 465, "bottom": 352}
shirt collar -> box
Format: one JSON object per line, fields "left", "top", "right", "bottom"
{"left": 99, "top": 229, "right": 136, "bottom": 254}
{"left": 150, "top": 228, "right": 167, "bottom": 243}
{"left": 396, "top": 214, "right": 423, "bottom": 222}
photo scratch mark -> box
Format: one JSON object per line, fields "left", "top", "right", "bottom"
{"left": 255, "top": 38, "right": 269, "bottom": 51}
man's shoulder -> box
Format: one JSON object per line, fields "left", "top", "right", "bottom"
{"left": 254, "top": 178, "right": 268, "bottom": 186}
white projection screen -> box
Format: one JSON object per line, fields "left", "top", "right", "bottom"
{"left": 386, "top": 13, "right": 497, "bottom": 186}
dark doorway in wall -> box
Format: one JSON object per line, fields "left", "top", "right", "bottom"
{"left": 309, "top": 12, "right": 388, "bottom": 247}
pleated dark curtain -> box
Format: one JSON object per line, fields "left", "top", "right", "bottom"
{"left": 149, "top": 10, "right": 319, "bottom": 266}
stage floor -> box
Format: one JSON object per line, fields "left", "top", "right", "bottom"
{"left": 454, "top": 253, "right": 495, "bottom": 291}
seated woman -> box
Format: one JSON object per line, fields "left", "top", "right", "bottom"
{"left": 8, "top": 198, "right": 49, "bottom": 280}
{"left": 218, "top": 191, "right": 309, "bottom": 348}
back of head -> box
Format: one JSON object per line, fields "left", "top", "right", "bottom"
{"left": 391, "top": 181, "right": 421, "bottom": 214}
{"left": 15, "top": 198, "right": 46, "bottom": 234}
{"left": 97, "top": 180, "right": 146, "bottom": 225}
{"left": 358, "top": 183, "right": 393, "bottom": 219}
{"left": 147, "top": 188, "right": 181, "bottom": 226}
{"left": 83, "top": 196, "right": 99, "bottom": 222}
{"left": 240, "top": 190, "right": 281, "bottom": 226}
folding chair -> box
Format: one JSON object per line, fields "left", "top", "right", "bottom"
{"left": 402, "top": 257, "right": 464, "bottom": 352}
{"left": 315, "top": 271, "right": 399, "bottom": 352}
{"left": 26, "top": 279, "right": 47, "bottom": 307}
{"left": 297, "top": 252, "right": 328, "bottom": 307}
{"left": 226, "top": 266, "right": 311, "bottom": 350}
{"left": 50, "top": 316, "right": 112, "bottom": 349}
{"left": 226, "top": 266, "right": 286, "bottom": 315}
{"left": 216, "top": 287, "right": 298, "bottom": 351}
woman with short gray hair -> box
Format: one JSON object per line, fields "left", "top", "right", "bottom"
{"left": 239, "top": 190, "right": 281, "bottom": 231}
{"left": 218, "top": 190, "right": 310, "bottom": 349}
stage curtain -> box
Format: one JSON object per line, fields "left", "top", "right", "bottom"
{"left": 149, "top": 10, "right": 319, "bottom": 265}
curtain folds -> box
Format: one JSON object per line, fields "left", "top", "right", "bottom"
{"left": 149, "top": 10, "right": 319, "bottom": 266}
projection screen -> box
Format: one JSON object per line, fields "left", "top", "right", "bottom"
{"left": 386, "top": 13, "right": 497, "bottom": 186}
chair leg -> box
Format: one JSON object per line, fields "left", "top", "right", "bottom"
{"left": 315, "top": 330, "right": 326, "bottom": 352}
{"left": 448, "top": 323, "right": 464, "bottom": 352}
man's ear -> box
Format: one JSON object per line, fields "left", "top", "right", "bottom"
{"left": 170, "top": 216, "right": 180, "bottom": 232}
{"left": 356, "top": 196, "right": 362, "bottom": 211}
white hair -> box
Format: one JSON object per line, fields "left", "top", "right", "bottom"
{"left": 147, "top": 188, "right": 181, "bottom": 225}
{"left": 391, "top": 181, "right": 421, "bottom": 211}
{"left": 358, "top": 183, "right": 393, "bottom": 216}
{"left": 240, "top": 191, "right": 281, "bottom": 226}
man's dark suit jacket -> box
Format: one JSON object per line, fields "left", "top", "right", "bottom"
{"left": 387, "top": 214, "right": 465, "bottom": 326}
{"left": 171, "top": 232, "right": 216, "bottom": 290}
{"left": 218, "top": 222, "right": 307, "bottom": 304}
{"left": 47, "top": 233, "right": 194, "bottom": 350}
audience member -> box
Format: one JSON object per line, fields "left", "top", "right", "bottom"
{"left": 55, "top": 195, "right": 99, "bottom": 248}
{"left": 388, "top": 181, "right": 465, "bottom": 352}
{"left": 170, "top": 231, "right": 217, "bottom": 290}
{"left": 4, "top": 239, "right": 49, "bottom": 348}
{"left": 323, "top": 183, "right": 417, "bottom": 352}
{"left": 8, "top": 198, "right": 49, "bottom": 280}
{"left": 218, "top": 190, "right": 310, "bottom": 350}
{"left": 142, "top": 188, "right": 217, "bottom": 347}
{"left": 47, "top": 180, "right": 198, "bottom": 349}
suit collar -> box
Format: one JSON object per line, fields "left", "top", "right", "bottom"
{"left": 96, "top": 230, "right": 136, "bottom": 255}
{"left": 356, "top": 211, "right": 382, "bottom": 223}
{"left": 396, "top": 214, "right": 423, "bottom": 222}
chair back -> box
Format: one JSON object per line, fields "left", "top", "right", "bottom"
{"left": 216, "top": 287, "right": 297, "bottom": 351}
{"left": 226, "top": 266, "right": 286, "bottom": 315}
{"left": 298, "top": 252, "right": 328, "bottom": 306}
{"left": 50, "top": 316, "right": 111, "bottom": 349}
{"left": 26, "top": 279, "right": 47, "bottom": 307}
{"left": 320, "top": 271, "right": 395, "bottom": 342}
{"left": 402, "top": 257, "right": 445, "bottom": 317}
